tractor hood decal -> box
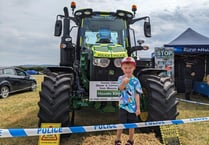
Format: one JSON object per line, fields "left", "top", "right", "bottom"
{"left": 91, "top": 44, "right": 127, "bottom": 58}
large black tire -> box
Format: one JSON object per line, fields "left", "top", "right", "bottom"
{"left": 38, "top": 72, "right": 74, "bottom": 128}
{"left": 138, "top": 74, "right": 179, "bottom": 136}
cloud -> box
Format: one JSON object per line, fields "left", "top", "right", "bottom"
{"left": 0, "top": 0, "right": 209, "bottom": 65}
{"left": 0, "top": 1, "right": 62, "bottom": 66}
{"left": 147, "top": 3, "right": 209, "bottom": 44}
{"left": 137, "top": 1, "right": 209, "bottom": 57}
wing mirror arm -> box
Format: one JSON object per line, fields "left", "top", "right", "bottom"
{"left": 129, "top": 16, "right": 150, "bottom": 24}
{"left": 128, "top": 45, "right": 149, "bottom": 56}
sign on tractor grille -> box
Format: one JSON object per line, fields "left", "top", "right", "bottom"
{"left": 89, "top": 81, "right": 120, "bottom": 101}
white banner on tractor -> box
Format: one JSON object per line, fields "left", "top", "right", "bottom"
{"left": 89, "top": 81, "right": 120, "bottom": 101}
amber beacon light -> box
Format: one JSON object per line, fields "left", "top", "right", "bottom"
{"left": 132, "top": 4, "right": 137, "bottom": 15}
{"left": 71, "top": 1, "right": 76, "bottom": 9}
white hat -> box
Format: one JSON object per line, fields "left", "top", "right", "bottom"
{"left": 121, "top": 57, "right": 136, "bottom": 66}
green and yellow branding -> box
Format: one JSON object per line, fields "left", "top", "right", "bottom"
{"left": 92, "top": 44, "right": 127, "bottom": 58}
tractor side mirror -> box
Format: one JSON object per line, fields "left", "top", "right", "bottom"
{"left": 144, "top": 21, "right": 151, "bottom": 37}
{"left": 54, "top": 20, "right": 62, "bottom": 36}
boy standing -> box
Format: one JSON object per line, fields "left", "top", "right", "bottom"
{"left": 115, "top": 57, "right": 142, "bottom": 145}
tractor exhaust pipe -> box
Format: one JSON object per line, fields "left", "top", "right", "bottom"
{"left": 60, "top": 7, "right": 74, "bottom": 67}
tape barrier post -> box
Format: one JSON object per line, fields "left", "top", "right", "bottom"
{"left": 0, "top": 117, "right": 209, "bottom": 138}
{"left": 160, "top": 125, "right": 182, "bottom": 145}
{"left": 38, "top": 123, "right": 61, "bottom": 145}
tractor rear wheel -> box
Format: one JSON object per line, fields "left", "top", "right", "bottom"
{"left": 138, "top": 74, "right": 179, "bottom": 136}
{"left": 38, "top": 72, "right": 74, "bottom": 128}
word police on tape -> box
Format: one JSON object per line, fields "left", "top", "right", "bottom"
{"left": 0, "top": 117, "right": 208, "bottom": 138}
{"left": 37, "top": 128, "right": 62, "bottom": 134}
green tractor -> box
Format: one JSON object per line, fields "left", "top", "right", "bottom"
{"left": 38, "top": 2, "right": 178, "bottom": 134}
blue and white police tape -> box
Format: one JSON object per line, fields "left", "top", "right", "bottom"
{"left": 177, "top": 98, "right": 209, "bottom": 106}
{"left": 0, "top": 117, "right": 209, "bottom": 138}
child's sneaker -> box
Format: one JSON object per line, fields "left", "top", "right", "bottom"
{"left": 115, "top": 140, "right": 121, "bottom": 145}
{"left": 125, "top": 140, "right": 134, "bottom": 145}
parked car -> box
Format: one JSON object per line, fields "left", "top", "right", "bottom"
{"left": 26, "top": 70, "right": 39, "bottom": 75}
{"left": 0, "top": 67, "right": 37, "bottom": 98}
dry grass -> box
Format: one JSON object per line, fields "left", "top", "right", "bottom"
{"left": 176, "top": 94, "right": 209, "bottom": 145}
{"left": 0, "top": 75, "right": 209, "bottom": 145}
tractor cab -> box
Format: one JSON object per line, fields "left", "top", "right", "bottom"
{"left": 54, "top": 5, "right": 151, "bottom": 67}
{"left": 74, "top": 8, "right": 151, "bottom": 51}
{"left": 73, "top": 10, "right": 137, "bottom": 84}
{"left": 78, "top": 11, "right": 130, "bottom": 49}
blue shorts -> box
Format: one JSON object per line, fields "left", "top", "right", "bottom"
{"left": 119, "top": 108, "right": 138, "bottom": 123}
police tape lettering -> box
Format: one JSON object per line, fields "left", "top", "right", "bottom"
{"left": 189, "top": 117, "right": 208, "bottom": 122}
{"left": 0, "top": 117, "right": 208, "bottom": 138}
{"left": 37, "top": 128, "right": 62, "bottom": 134}
{"left": 94, "top": 124, "right": 117, "bottom": 130}
{"left": 145, "top": 121, "right": 165, "bottom": 126}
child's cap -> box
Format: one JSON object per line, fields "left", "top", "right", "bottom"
{"left": 121, "top": 57, "right": 136, "bottom": 66}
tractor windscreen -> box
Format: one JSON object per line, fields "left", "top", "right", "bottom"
{"left": 80, "top": 15, "right": 128, "bottom": 48}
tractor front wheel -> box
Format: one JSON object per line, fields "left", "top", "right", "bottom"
{"left": 138, "top": 74, "right": 179, "bottom": 136}
{"left": 38, "top": 72, "right": 74, "bottom": 128}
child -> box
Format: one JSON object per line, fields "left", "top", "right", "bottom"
{"left": 115, "top": 57, "right": 142, "bottom": 145}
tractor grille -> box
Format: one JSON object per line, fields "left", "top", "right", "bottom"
{"left": 91, "top": 59, "right": 123, "bottom": 81}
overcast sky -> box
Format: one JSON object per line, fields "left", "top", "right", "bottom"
{"left": 0, "top": 0, "right": 209, "bottom": 66}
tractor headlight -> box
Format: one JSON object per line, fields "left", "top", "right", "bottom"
{"left": 84, "top": 10, "right": 92, "bottom": 15}
{"left": 93, "top": 58, "right": 110, "bottom": 68}
{"left": 116, "top": 10, "right": 133, "bottom": 20}
{"left": 75, "top": 11, "right": 82, "bottom": 16}
{"left": 114, "top": 59, "right": 122, "bottom": 68}
{"left": 74, "top": 9, "right": 93, "bottom": 17}
{"left": 118, "top": 12, "right": 125, "bottom": 17}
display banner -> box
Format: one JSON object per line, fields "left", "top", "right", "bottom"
{"left": 174, "top": 47, "right": 209, "bottom": 54}
{"left": 183, "top": 47, "right": 209, "bottom": 53}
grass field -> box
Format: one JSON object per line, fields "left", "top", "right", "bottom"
{"left": 0, "top": 75, "right": 209, "bottom": 145}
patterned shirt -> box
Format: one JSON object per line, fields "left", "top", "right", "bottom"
{"left": 118, "top": 75, "right": 143, "bottom": 113}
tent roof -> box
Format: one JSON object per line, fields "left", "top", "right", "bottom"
{"left": 164, "top": 28, "right": 209, "bottom": 47}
